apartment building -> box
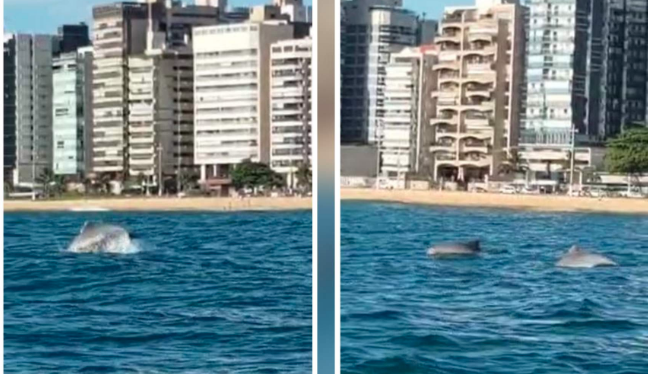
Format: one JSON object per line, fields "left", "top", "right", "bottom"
{"left": 52, "top": 47, "right": 93, "bottom": 177}
{"left": 340, "top": 0, "right": 421, "bottom": 144}
{"left": 600, "top": 0, "right": 648, "bottom": 137}
{"left": 92, "top": 0, "right": 219, "bottom": 185}
{"left": 192, "top": 23, "right": 294, "bottom": 183}
{"left": 429, "top": 0, "right": 525, "bottom": 183}
{"left": 3, "top": 34, "right": 57, "bottom": 186}
{"left": 91, "top": 2, "right": 150, "bottom": 176}
{"left": 521, "top": 0, "right": 603, "bottom": 180}
{"left": 379, "top": 45, "right": 437, "bottom": 183}
{"left": 269, "top": 38, "right": 312, "bottom": 188}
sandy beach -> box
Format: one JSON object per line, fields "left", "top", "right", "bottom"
{"left": 4, "top": 196, "right": 312, "bottom": 212}
{"left": 341, "top": 188, "right": 648, "bottom": 214}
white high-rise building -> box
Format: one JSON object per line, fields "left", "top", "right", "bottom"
{"left": 91, "top": 2, "right": 149, "bottom": 176}
{"left": 380, "top": 45, "right": 436, "bottom": 185}
{"left": 193, "top": 23, "right": 293, "bottom": 184}
{"left": 340, "top": 0, "right": 429, "bottom": 144}
{"left": 270, "top": 38, "right": 312, "bottom": 188}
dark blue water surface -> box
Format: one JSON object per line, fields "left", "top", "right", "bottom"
{"left": 342, "top": 201, "right": 648, "bottom": 374}
{"left": 5, "top": 211, "right": 312, "bottom": 373}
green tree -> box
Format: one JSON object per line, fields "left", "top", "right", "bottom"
{"left": 605, "top": 127, "right": 648, "bottom": 192}
{"left": 35, "top": 169, "right": 65, "bottom": 198}
{"left": 295, "top": 162, "right": 312, "bottom": 191}
{"left": 231, "top": 160, "right": 285, "bottom": 191}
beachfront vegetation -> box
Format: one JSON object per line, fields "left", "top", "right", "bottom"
{"left": 606, "top": 127, "right": 648, "bottom": 174}
{"left": 606, "top": 127, "right": 648, "bottom": 190}
{"left": 231, "top": 160, "right": 285, "bottom": 191}
{"left": 35, "top": 169, "right": 65, "bottom": 198}
{"left": 498, "top": 149, "right": 529, "bottom": 180}
{"left": 296, "top": 162, "right": 312, "bottom": 191}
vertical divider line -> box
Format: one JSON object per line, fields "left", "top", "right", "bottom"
{"left": 312, "top": 0, "right": 319, "bottom": 372}
{"left": 334, "top": 0, "right": 341, "bottom": 372}
{"left": 316, "top": 0, "right": 336, "bottom": 373}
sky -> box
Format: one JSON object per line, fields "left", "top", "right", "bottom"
{"left": 4, "top": 0, "right": 469, "bottom": 35}
{"left": 3, "top": 0, "right": 312, "bottom": 34}
{"left": 404, "top": 0, "right": 475, "bottom": 18}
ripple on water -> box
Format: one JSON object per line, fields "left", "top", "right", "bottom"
{"left": 341, "top": 201, "right": 648, "bottom": 374}
{"left": 5, "top": 211, "right": 312, "bottom": 373}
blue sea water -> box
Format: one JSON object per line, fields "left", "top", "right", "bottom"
{"left": 341, "top": 201, "right": 648, "bottom": 374}
{"left": 5, "top": 211, "right": 312, "bottom": 373}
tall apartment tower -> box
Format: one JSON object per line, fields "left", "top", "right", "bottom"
{"left": 92, "top": 0, "right": 219, "bottom": 184}
{"left": 600, "top": 0, "right": 648, "bottom": 137}
{"left": 340, "top": 0, "right": 421, "bottom": 144}
{"left": 125, "top": 2, "right": 219, "bottom": 188}
{"left": 91, "top": 2, "right": 151, "bottom": 177}
{"left": 58, "top": 24, "right": 91, "bottom": 54}
{"left": 192, "top": 23, "right": 294, "bottom": 185}
{"left": 52, "top": 47, "right": 93, "bottom": 178}
{"left": 3, "top": 34, "right": 57, "bottom": 186}
{"left": 520, "top": 0, "right": 605, "bottom": 180}
{"left": 522, "top": 0, "right": 602, "bottom": 145}
{"left": 269, "top": 38, "right": 312, "bottom": 188}
{"left": 429, "top": 0, "right": 525, "bottom": 183}
{"left": 380, "top": 45, "right": 437, "bottom": 183}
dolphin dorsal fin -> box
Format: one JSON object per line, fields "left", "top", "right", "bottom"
{"left": 568, "top": 245, "right": 581, "bottom": 254}
{"left": 80, "top": 221, "right": 98, "bottom": 233}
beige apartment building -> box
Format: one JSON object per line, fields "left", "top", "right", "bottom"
{"left": 429, "top": 0, "right": 525, "bottom": 183}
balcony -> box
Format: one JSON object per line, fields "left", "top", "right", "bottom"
{"left": 433, "top": 61, "right": 460, "bottom": 71}
{"left": 463, "top": 45, "right": 496, "bottom": 56}
{"left": 435, "top": 124, "right": 458, "bottom": 134}
{"left": 467, "top": 32, "right": 495, "bottom": 43}
{"left": 435, "top": 33, "right": 461, "bottom": 44}
{"left": 435, "top": 152, "right": 457, "bottom": 161}
{"left": 464, "top": 115, "right": 491, "bottom": 127}
{"left": 459, "top": 153, "right": 491, "bottom": 167}
{"left": 430, "top": 141, "right": 456, "bottom": 152}
{"left": 439, "top": 73, "right": 461, "bottom": 85}
{"left": 462, "top": 139, "right": 490, "bottom": 153}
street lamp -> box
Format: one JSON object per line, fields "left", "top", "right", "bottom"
{"left": 568, "top": 126, "right": 576, "bottom": 195}
{"left": 175, "top": 50, "right": 182, "bottom": 196}
{"left": 157, "top": 144, "right": 163, "bottom": 197}
{"left": 375, "top": 119, "right": 383, "bottom": 190}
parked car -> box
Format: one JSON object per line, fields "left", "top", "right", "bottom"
{"left": 520, "top": 186, "right": 539, "bottom": 195}
{"left": 619, "top": 190, "right": 645, "bottom": 199}
{"left": 469, "top": 186, "right": 488, "bottom": 193}
{"left": 499, "top": 185, "right": 517, "bottom": 194}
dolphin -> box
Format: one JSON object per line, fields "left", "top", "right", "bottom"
{"left": 427, "top": 240, "right": 481, "bottom": 257}
{"left": 556, "top": 245, "right": 617, "bottom": 268}
{"left": 67, "top": 222, "right": 136, "bottom": 254}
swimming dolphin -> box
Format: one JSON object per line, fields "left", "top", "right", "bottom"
{"left": 556, "top": 245, "right": 617, "bottom": 268}
{"left": 427, "top": 240, "right": 480, "bottom": 257}
{"left": 67, "top": 222, "right": 135, "bottom": 254}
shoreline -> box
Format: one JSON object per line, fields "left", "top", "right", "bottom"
{"left": 341, "top": 188, "right": 648, "bottom": 215}
{"left": 4, "top": 196, "right": 312, "bottom": 212}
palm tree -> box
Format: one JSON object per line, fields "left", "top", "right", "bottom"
{"left": 83, "top": 177, "right": 93, "bottom": 196}
{"left": 498, "top": 150, "right": 529, "bottom": 183}
{"left": 35, "top": 169, "right": 56, "bottom": 198}
{"left": 295, "top": 163, "right": 312, "bottom": 192}
{"left": 100, "top": 173, "right": 112, "bottom": 194}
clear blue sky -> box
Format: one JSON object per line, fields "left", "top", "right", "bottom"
{"left": 4, "top": 0, "right": 312, "bottom": 34}
{"left": 404, "top": 0, "right": 475, "bottom": 18}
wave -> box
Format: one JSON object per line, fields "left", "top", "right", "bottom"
{"left": 343, "top": 310, "right": 405, "bottom": 322}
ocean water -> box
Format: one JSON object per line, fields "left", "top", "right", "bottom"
{"left": 341, "top": 201, "right": 648, "bottom": 374}
{"left": 5, "top": 211, "right": 312, "bottom": 373}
